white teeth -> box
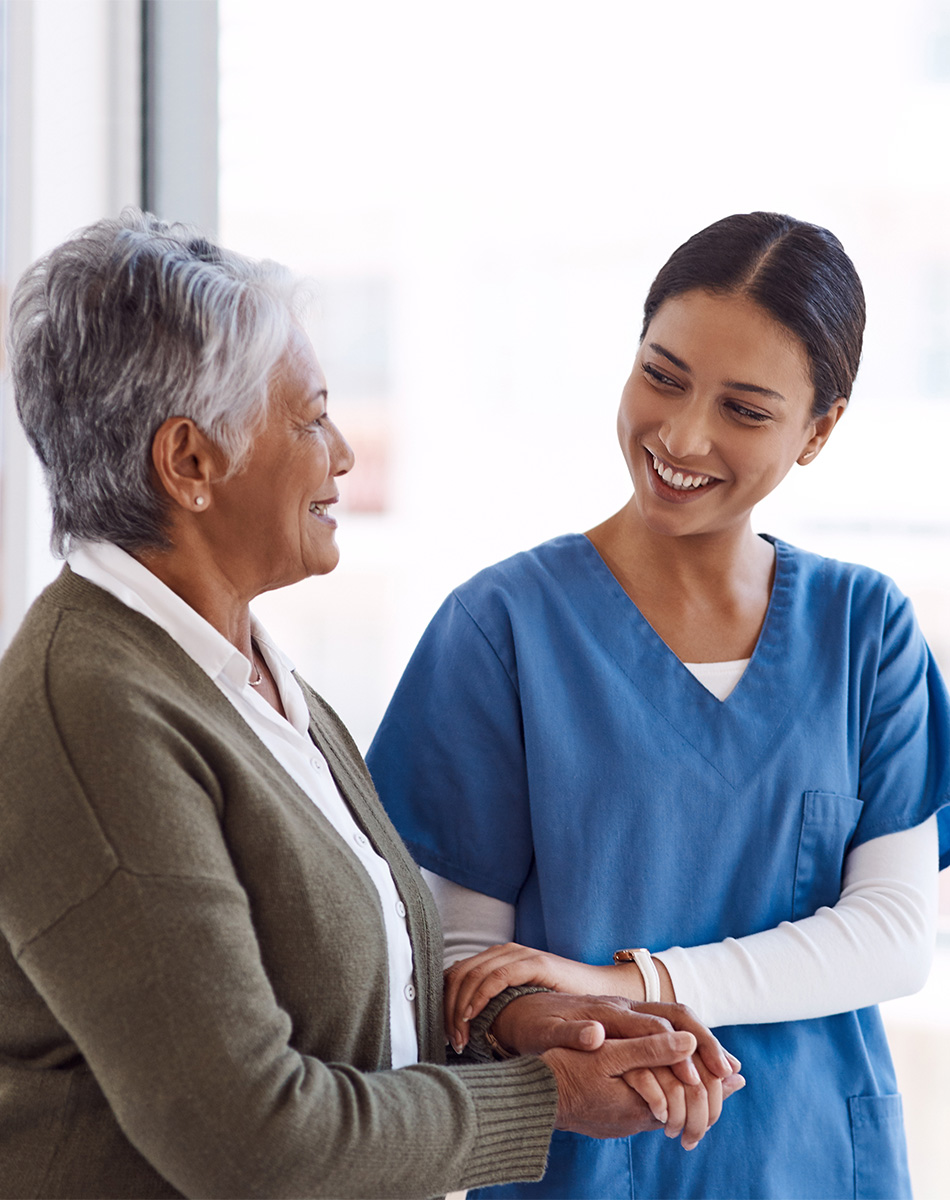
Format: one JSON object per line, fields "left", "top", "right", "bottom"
{"left": 310, "top": 502, "right": 328, "bottom": 515}
{"left": 650, "top": 453, "right": 712, "bottom": 491}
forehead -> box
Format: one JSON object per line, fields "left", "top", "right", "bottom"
{"left": 644, "top": 290, "right": 813, "bottom": 395}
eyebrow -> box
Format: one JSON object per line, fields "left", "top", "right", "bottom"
{"left": 648, "top": 342, "right": 787, "bottom": 403}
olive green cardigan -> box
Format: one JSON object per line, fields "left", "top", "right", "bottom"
{"left": 0, "top": 568, "right": 557, "bottom": 1199}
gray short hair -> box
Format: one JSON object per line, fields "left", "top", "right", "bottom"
{"left": 7, "top": 208, "right": 305, "bottom": 554}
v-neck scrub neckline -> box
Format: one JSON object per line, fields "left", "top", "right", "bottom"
{"left": 559, "top": 533, "right": 799, "bottom": 788}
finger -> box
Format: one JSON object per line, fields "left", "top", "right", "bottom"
{"left": 670, "top": 1056, "right": 702, "bottom": 1087}
{"left": 450, "top": 948, "right": 540, "bottom": 1031}
{"left": 622, "top": 1068, "right": 670, "bottom": 1124}
{"left": 704, "top": 1074, "right": 724, "bottom": 1128}
{"left": 578, "top": 1005, "right": 676, "bottom": 1042}
{"left": 600, "top": 1030, "right": 696, "bottom": 1076}
{"left": 531, "top": 1018, "right": 606, "bottom": 1053}
{"left": 443, "top": 961, "right": 475, "bottom": 1052}
{"left": 695, "top": 1035, "right": 735, "bottom": 1079}
{"left": 677, "top": 1070, "right": 711, "bottom": 1150}
{"left": 697, "top": 1060, "right": 724, "bottom": 1127}
{"left": 636, "top": 1002, "right": 736, "bottom": 1079}
{"left": 443, "top": 971, "right": 461, "bottom": 1052}
{"left": 444, "top": 948, "right": 525, "bottom": 1049}
{"left": 651, "top": 1066, "right": 686, "bottom": 1139}
{"left": 722, "top": 1072, "right": 746, "bottom": 1099}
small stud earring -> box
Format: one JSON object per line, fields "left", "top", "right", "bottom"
{"left": 799, "top": 450, "right": 815, "bottom": 463}
{"left": 195, "top": 496, "right": 205, "bottom": 507}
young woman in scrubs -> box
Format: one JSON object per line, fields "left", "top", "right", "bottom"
{"left": 367, "top": 212, "right": 950, "bottom": 1200}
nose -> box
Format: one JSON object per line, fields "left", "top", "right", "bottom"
{"left": 329, "top": 420, "right": 355, "bottom": 476}
{"left": 659, "top": 397, "right": 713, "bottom": 462}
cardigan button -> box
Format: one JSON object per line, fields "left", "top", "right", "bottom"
{"left": 404, "top": 983, "right": 416, "bottom": 1001}
{"left": 353, "top": 831, "right": 368, "bottom": 847}
{"left": 395, "top": 900, "right": 407, "bottom": 918}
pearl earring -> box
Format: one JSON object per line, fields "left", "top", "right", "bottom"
{"left": 195, "top": 496, "right": 205, "bottom": 507}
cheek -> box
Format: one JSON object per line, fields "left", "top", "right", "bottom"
{"left": 312, "top": 441, "right": 333, "bottom": 483}
{"left": 617, "top": 385, "right": 637, "bottom": 438}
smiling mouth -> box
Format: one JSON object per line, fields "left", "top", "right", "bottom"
{"left": 649, "top": 451, "right": 716, "bottom": 491}
{"left": 309, "top": 502, "right": 330, "bottom": 516}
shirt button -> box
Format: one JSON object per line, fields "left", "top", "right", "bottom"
{"left": 353, "top": 832, "right": 368, "bottom": 847}
{"left": 404, "top": 983, "right": 416, "bottom": 1001}
{"left": 395, "top": 900, "right": 407, "bottom": 918}
{"left": 310, "top": 757, "right": 323, "bottom": 771}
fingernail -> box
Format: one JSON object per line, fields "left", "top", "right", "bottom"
{"left": 579, "top": 1025, "right": 598, "bottom": 1048}
{"left": 671, "top": 1032, "right": 695, "bottom": 1052}
{"left": 463, "top": 1006, "right": 473, "bottom": 1021}
{"left": 683, "top": 1140, "right": 698, "bottom": 1152}
{"left": 654, "top": 1107, "right": 668, "bottom": 1124}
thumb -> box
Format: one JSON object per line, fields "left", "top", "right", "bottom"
{"left": 600, "top": 1031, "right": 697, "bottom": 1075}
{"left": 533, "top": 1019, "right": 607, "bottom": 1052}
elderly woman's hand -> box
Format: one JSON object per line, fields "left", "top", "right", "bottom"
{"left": 491, "top": 992, "right": 743, "bottom": 1150}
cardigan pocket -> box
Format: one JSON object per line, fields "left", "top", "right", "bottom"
{"left": 849, "top": 1094, "right": 911, "bottom": 1199}
{"left": 791, "top": 791, "right": 864, "bottom": 920}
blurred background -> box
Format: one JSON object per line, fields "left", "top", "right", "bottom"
{"left": 2, "top": 1, "right": 948, "bottom": 1193}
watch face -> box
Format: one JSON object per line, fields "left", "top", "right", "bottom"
{"left": 613, "top": 948, "right": 648, "bottom": 963}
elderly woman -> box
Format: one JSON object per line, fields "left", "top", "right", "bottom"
{"left": 0, "top": 211, "right": 740, "bottom": 1200}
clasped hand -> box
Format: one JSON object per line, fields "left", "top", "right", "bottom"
{"left": 448, "top": 950, "right": 744, "bottom": 1149}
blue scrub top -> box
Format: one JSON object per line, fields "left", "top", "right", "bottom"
{"left": 368, "top": 534, "right": 950, "bottom": 1200}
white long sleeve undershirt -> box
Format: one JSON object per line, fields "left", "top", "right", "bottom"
{"left": 423, "top": 816, "right": 938, "bottom": 1029}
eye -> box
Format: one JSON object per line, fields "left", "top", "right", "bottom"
{"left": 642, "top": 363, "right": 682, "bottom": 388}
{"left": 726, "top": 401, "right": 771, "bottom": 424}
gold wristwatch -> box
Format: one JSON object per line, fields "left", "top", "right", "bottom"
{"left": 613, "top": 947, "right": 661, "bottom": 1002}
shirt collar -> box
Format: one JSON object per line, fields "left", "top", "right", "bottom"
{"left": 67, "top": 540, "right": 295, "bottom": 690}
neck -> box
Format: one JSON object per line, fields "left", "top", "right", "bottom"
{"left": 590, "top": 500, "right": 772, "bottom": 592}
{"left": 586, "top": 500, "right": 776, "bottom": 662}
{"left": 132, "top": 537, "right": 255, "bottom": 660}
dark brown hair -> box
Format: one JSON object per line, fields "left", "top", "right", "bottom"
{"left": 642, "top": 213, "right": 866, "bottom": 416}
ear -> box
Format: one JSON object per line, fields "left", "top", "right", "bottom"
{"left": 151, "top": 416, "right": 223, "bottom": 512}
{"left": 797, "top": 398, "right": 847, "bottom": 466}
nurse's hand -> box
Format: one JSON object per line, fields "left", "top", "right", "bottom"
{"left": 494, "top": 992, "right": 743, "bottom": 1148}
{"left": 444, "top": 943, "right": 668, "bottom": 1050}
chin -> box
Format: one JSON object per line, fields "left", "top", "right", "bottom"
{"left": 308, "top": 549, "right": 341, "bottom": 578}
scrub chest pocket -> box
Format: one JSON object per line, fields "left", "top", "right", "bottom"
{"left": 792, "top": 791, "right": 864, "bottom": 920}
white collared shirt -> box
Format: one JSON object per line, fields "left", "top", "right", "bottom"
{"left": 68, "top": 540, "right": 419, "bottom": 1068}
